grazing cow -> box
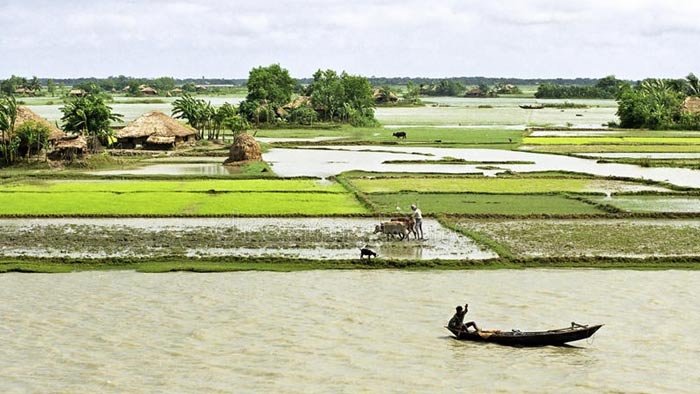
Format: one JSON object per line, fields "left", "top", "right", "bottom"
{"left": 390, "top": 217, "right": 417, "bottom": 239}
{"left": 360, "top": 247, "right": 377, "bottom": 260}
{"left": 392, "top": 131, "right": 407, "bottom": 139}
{"left": 374, "top": 222, "right": 409, "bottom": 240}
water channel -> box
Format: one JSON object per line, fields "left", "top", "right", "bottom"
{"left": 1, "top": 270, "right": 697, "bottom": 393}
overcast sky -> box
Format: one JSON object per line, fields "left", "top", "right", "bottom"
{"left": 1, "top": 0, "right": 698, "bottom": 80}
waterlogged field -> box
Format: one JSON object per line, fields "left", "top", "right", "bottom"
{"left": 0, "top": 179, "right": 367, "bottom": 216}
{"left": 0, "top": 218, "right": 495, "bottom": 261}
{"left": 375, "top": 104, "right": 616, "bottom": 128}
{"left": 453, "top": 218, "right": 700, "bottom": 258}
{"left": 367, "top": 193, "right": 604, "bottom": 215}
{"left": 346, "top": 175, "right": 670, "bottom": 194}
{"left": 588, "top": 195, "right": 700, "bottom": 213}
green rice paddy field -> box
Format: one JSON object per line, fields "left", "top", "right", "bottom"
{"left": 0, "top": 179, "right": 367, "bottom": 216}
{"left": 451, "top": 218, "right": 700, "bottom": 259}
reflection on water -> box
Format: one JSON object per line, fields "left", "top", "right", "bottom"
{"left": 1, "top": 270, "right": 698, "bottom": 393}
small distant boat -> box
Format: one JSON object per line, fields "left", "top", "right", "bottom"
{"left": 519, "top": 104, "right": 544, "bottom": 109}
{"left": 446, "top": 322, "right": 603, "bottom": 347}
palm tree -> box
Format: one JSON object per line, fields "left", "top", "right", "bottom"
{"left": 60, "top": 95, "right": 123, "bottom": 153}
{"left": 686, "top": 73, "right": 700, "bottom": 96}
{"left": 172, "top": 93, "right": 210, "bottom": 139}
{"left": 0, "top": 96, "right": 18, "bottom": 164}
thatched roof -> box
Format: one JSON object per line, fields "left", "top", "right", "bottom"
{"left": 140, "top": 87, "right": 158, "bottom": 95}
{"left": 146, "top": 135, "right": 175, "bottom": 145}
{"left": 372, "top": 88, "right": 398, "bottom": 103}
{"left": 283, "top": 95, "right": 313, "bottom": 110}
{"left": 68, "top": 89, "right": 86, "bottom": 96}
{"left": 117, "top": 111, "right": 197, "bottom": 139}
{"left": 51, "top": 134, "right": 87, "bottom": 150}
{"left": 16, "top": 106, "right": 66, "bottom": 141}
{"left": 682, "top": 97, "right": 700, "bottom": 114}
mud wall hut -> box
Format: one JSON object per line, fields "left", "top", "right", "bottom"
{"left": 116, "top": 111, "right": 197, "bottom": 150}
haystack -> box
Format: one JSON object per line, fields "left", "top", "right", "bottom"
{"left": 116, "top": 111, "right": 197, "bottom": 149}
{"left": 224, "top": 133, "right": 262, "bottom": 163}
{"left": 681, "top": 97, "right": 700, "bottom": 114}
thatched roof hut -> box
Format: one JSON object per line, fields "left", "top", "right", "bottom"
{"left": 15, "top": 106, "right": 66, "bottom": 141}
{"left": 224, "top": 133, "right": 262, "bottom": 163}
{"left": 681, "top": 97, "right": 700, "bottom": 114}
{"left": 116, "top": 111, "right": 197, "bottom": 150}
{"left": 372, "top": 88, "right": 399, "bottom": 104}
{"left": 68, "top": 89, "right": 86, "bottom": 97}
{"left": 140, "top": 86, "right": 158, "bottom": 96}
{"left": 47, "top": 134, "right": 88, "bottom": 161}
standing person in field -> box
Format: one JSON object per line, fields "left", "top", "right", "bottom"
{"left": 411, "top": 204, "right": 423, "bottom": 239}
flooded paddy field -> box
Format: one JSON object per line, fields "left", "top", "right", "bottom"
{"left": 453, "top": 218, "right": 700, "bottom": 258}
{"left": 375, "top": 105, "right": 617, "bottom": 129}
{"left": 588, "top": 196, "right": 700, "bottom": 213}
{"left": 264, "top": 146, "right": 700, "bottom": 188}
{"left": 0, "top": 218, "right": 495, "bottom": 260}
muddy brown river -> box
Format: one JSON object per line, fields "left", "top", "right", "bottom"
{"left": 1, "top": 270, "right": 697, "bottom": 393}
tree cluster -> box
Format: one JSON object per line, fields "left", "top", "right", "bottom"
{"left": 172, "top": 94, "right": 248, "bottom": 140}
{"left": 0, "top": 96, "right": 52, "bottom": 164}
{"left": 237, "top": 64, "right": 377, "bottom": 127}
{"left": 535, "top": 76, "right": 629, "bottom": 99}
{"left": 617, "top": 74, "right": 700, "bottom": 130}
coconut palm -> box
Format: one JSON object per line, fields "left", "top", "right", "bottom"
{"left": 0, "top": 95, "right": 18, "bottom": 163}
{"left": 686, "top": 73, "right": 700, "bottom": 96}
{"left": 60, "top": 95, "right": 123, "bottom": 153}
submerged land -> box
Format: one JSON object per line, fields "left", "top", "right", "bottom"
{"left": 2, "top": 80, "right": 700, "bottom": 272}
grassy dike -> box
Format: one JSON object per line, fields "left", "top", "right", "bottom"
{"left": 3, "top": 255, "right": 699, "bottom": 274}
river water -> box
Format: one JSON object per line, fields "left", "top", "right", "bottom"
{"left": 1, "top": 270, "right": 698, "bottom": 394}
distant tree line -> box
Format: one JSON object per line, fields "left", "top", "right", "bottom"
{"left": 616, "top": 73, "right": 700, "bottom": 130}
{"left": 535, "top": 75, "right": 630, "bottom": 99}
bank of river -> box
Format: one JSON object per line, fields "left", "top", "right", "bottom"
{"left": 1, "top": 270, "right": 697, "bottom": 393}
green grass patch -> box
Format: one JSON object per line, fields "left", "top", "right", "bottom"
{"left": 255, "top": 125, "right": 524, "bottom": 147}
{"left": 0, "top": 179, "right": 346, "bottom": 193}
{"left": 0, "top": 179, "right": 368, "bottom": 216}
{"left": 0, "top": 191, "right": 367, "bottom": 216}
{"left": 522, "top": 136, "right": 700, "bottom": 145}
{"left": 521, "top": 144, "right": 700, "bottom": 153}
{"left": 348, "top": 177, "right": 592, "bottom": 194}
{"left": 366, "top": 192, "right": 605, "bottom": 215}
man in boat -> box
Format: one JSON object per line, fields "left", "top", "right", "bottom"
{"left": 448, "top": 304, "right": 479, "bottom": 333}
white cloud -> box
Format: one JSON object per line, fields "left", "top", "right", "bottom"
{"left": 0, "top": 0, "right": 697, "bottom": 79}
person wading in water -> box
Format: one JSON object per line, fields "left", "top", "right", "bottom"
{"left": 411, "top": 204, "right": 423, "bottom": 239}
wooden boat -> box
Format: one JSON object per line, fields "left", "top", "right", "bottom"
{"left": 446, "top": 322, "right": 603, "bottom": 347}
{"left": 519, "top": 104, "right": 544, "bottom": 109}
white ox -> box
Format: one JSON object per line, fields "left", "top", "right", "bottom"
{"left": 374, "top": 221, "right": 409, "bottom": 240}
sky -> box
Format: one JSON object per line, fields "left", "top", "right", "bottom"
{"left": 0, "top": 0, "right": 698, "bottom": 80}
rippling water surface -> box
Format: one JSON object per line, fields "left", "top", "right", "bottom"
{"left": 1, "top": 270, "right": 698, "bottom": 393}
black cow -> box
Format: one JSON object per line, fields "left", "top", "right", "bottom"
{"left": 360, "top": 247, "right": 377, "bottom": 260}
{"left": 392, "top": 131, "right": 407, "bottom": 139}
